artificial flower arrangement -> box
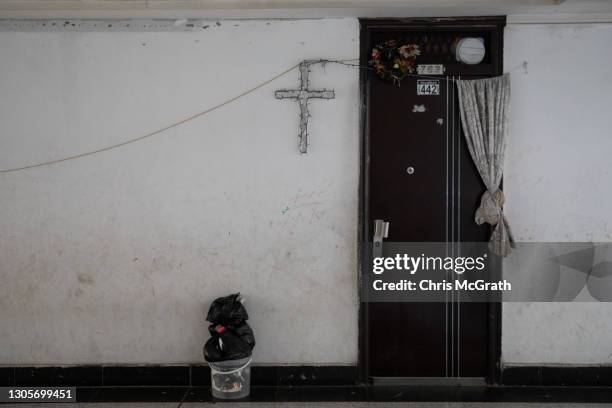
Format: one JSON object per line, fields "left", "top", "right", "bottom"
{"left": 369, "top": 39, "right": 421, "bottom": 85}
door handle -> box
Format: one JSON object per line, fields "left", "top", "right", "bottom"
{"left": 373, "top": 219, "right": 389, "bottom": 257}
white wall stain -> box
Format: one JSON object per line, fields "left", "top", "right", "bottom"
{"left": 0, "top": 19, "right": 245, "bottom": 32}
{"left": 0, "top": 18, "right": 360, "bottom": 365}
{"left": 503, "top": 23, "right": 612, "bottom": 365}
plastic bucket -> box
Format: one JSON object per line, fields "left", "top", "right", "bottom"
{"left": 209, "top": 357, "right": 252, "bottom": 399}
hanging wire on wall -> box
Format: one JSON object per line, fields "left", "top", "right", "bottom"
{"left": 0, "top": 59, "right": 525, "bottom": 175}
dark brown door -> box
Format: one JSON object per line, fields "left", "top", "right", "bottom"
{"left": 367, "top": 75, "right": 449, "bottom": 377}
{"left": 360, "top": 18, "right": 505, "bottom": 381}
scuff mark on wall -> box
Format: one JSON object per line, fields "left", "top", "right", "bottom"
{"left": 77, "top": 273, "right": 95, "bottom": 285}
{"left": 0, "top": 19, "right": 236, "bottom": 32}
{"left": 0, "top": 17, "right": 360, "bottom": 365}
{"left": 503, "top": 23, "right": 612, "bottom": 366}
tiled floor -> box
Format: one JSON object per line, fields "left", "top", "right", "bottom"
{"left": 64, "top": 385, "right": 612, "bottom": 404}
{"left": 2, "top": 386, "right": 612, "bottom": 406}
{"left": 2, "top": 403, "right": 612, "bottom": 407}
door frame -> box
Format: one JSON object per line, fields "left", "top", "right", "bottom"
{"left": 357, "top": 16, "right": 506, "bottom": 385}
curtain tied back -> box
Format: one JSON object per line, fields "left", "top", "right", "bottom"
{"left": 457, "top": 74, "right": 514, "bottom": 256}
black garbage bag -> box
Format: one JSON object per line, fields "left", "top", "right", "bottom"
{"left": 207, "top": 323, "right": 255, "bottom": 349}
{"left": 204, "top": 322, "right": 255, "bottom": 362}
{"left": 206, "top": 293, "right": 249, "bottom": 326}
{"left": 228, "top": 323, "right": 255, "bottom": 350}
{"left": 203, "top": 293, "right": 255, "bottom": 362}
{"left": 203, "top": 336, "right": 224, "bottom": 362}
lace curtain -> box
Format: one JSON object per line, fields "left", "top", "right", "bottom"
{"left": 456, "top": 74, "right": 514, "bottom": 256}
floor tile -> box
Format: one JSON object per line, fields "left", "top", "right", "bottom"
{"left": 103, "top": 366, "right": 190, "bottom": 386}
{"left": 275, "top": 386, "right": 366, "bottom": 402}
{"left": 91, "top": 386, "right": 187, "bottom": 402}
{"left": 14, "top": 366, "right": 102, "bottom": 387}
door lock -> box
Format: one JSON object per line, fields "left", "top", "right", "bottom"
{"left": 373, "top": 219, "right": 389, "bottom": 252}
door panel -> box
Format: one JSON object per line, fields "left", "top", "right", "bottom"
{"left": 360, "top": 18, "right": 505, "bottom": 381}
{"left": 368, "top": 76, "right": 449, "bottom": 377}
{"left": 369, "top": 76, "right": 448, "bottom": 242}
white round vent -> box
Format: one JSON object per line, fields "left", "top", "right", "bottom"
{"left": 455, "top": 37, "right": 486, "bottom": 65}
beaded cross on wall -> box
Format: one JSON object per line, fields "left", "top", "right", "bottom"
{"left": 275, "top": 60, "right": 335, "bottom": 154}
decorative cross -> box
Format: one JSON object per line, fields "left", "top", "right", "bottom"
{"left": 275, "top": 60, "right": 335, "bottom": 154}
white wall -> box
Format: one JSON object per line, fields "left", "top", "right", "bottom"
{"left": 3, "top": 16, "right": 612, "bottom": 369}
{"left": 3, "top": 0, "right": 612, "bottom": 21}
{"left": 0, "top": 18, "right": 360, "bottom": 364}
{"left": 503, "top": 23, "right": 612, "bottom": 365}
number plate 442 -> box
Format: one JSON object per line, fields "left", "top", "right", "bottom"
{"left": 417, "top": 80, "right": 440, "bottom": 96}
